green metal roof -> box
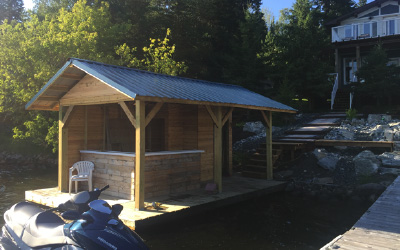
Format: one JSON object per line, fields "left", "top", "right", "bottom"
{"left": 26, "top": 58, "right": 296, "bottom": 113}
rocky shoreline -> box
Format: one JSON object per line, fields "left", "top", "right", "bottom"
{"left": 0, "top": 151, "right": 56, "bottom": 170}
{"left": 235, "top": 113, "right": 400, "bottom": 202}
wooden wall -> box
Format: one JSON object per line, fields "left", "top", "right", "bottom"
{"left": 63, "top": 102, "right": 225, "bottom": 191}
{"left": 197, "top": 106, "right": 214, "bottom": 182}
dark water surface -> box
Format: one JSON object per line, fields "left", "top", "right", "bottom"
{"left": 0, "top": 166, "right": 57, "bottom": 225}
{"left": 0, "top": 165, "right": 372, "bottom": 249}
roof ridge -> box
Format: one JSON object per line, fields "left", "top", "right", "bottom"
{"left": 68, "top": 57, "right": 246, "bottom": 89}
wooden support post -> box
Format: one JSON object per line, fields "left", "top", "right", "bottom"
{"left": 356, "top": 46, "right": 361, "bottom": 73}
{"left": 135, "top": 100, "right": 146, "bottom": 210}
{"left": 145, "top": 102, "right": 163, "bottom": 127}
{"left": 214, "top": 106, "right": 223, "bottom": 193}
{"left": 261, "top": 110, "right": 273, "bottom": 180}
{"left": 58, "top": 106, "right": 69, "bottom": 192}
{"left": 84, "top": 106, "right": 88, "bottom": 150}
{"left": 228, "top": 114, "right": 233, "bottom": 176}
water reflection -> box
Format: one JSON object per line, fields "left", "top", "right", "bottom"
{"left": 0, "top": 164, "right": 372, "bottom": 250}
{"left": 0, "top": 166, "right": 57, "bottom": 226}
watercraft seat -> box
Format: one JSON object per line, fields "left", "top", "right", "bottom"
{"left": 22, "top": 210, "right": 67, "bottom": 248}
{"left": 3, "top": 201, "right": 44, "bottom": 238}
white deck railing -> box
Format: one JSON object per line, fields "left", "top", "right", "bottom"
{"left": 332, "top": 18, "right": 400, "bottom": 42}
{"left": 330, "top": 73, "right": 339, "bottom": 110}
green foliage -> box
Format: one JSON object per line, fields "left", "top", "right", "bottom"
{"left": 116, "top": 28, "right": 187, "bottom": 76}
{"left": 356, "top": 45, "right": 400, "bottom": 107}
{"left": 261, "top": 0, "right": 332, "bottom": 110}
{"left": 0, "top": 0, "right": 130, "bottom": 152}
{"left": 0, "top": 0, "right": 24, "bottom": 22}
{"left": 346, "top": 108, "right": 357, "bottom": 120}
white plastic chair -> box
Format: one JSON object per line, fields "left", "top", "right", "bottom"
{"left": 69, "top": 161, "right": 94, "bottom": 195}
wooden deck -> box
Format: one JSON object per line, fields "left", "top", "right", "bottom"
{"left": 322, "top": 177, "right": 400, "bottom": 250}
{"left": 26, "top": 175, "right": 286, "bottom": 230}
{"left": 315, "top": 139, "right": 394, "bottom": 151}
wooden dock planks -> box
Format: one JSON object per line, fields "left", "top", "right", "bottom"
{"left": 323, "top": 177, "right": 400, "bottom": 250}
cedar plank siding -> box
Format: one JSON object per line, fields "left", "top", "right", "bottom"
{"left": 198, "top": 105, "right": 214, "bottom": 182}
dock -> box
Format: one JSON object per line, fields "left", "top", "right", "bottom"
{"left": 322, "top": 176, "right": 400, "bottom": 249}
{"left": 26, "top": 175, "right": 286, "bottom": 230}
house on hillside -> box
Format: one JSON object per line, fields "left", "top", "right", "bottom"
{"left": 26, "top": 58, "right": 296, "bottom": 210}
{"left": 327, "top": 0, "right": 400, "bottom": 110}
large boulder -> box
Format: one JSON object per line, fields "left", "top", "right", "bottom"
{"left": 353, "top": 150, "right": 381, "bottom": 176}
{"left": 378, "top": 151, "right": 400, "bottom": 167}
{"left": 313, "top": 148, "right": 340, "bottom": 171}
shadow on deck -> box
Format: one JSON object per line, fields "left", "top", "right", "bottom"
{"left": 26, "top": 175, "right": 286, "bottom": 230}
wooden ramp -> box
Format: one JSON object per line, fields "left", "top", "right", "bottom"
{"left": 322, "top": 177, "right": 400, "bottom": 250}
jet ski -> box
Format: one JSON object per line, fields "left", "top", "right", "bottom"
{"left": 1, "top": 185, "right": 148, "bottom": 249}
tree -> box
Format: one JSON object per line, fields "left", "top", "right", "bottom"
{"left": 312, "top": 0, "right": 356, "bottom": 25}
{"left": 0, "top": 0, "right": 24, "bottom": 22}
{"left": 357, "top": 45, "right": 400, "bottom": 107}
{"left": 116, "top": 28, "right": 187, "bottom": 76}
{"left": 357, "top": 0, "right": 367, "bottom": 7}
{"left": 261, "top": 0, "right": 332, "bottom": 110}
{"left": 0, "top": 0, "right": 130, "bottom": 151}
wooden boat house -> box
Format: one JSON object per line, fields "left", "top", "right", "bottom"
{"left": 26, "top": 58, "right": 296, "bottom": 210}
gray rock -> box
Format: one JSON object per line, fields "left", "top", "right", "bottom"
{"left": 384, "top": 129, "right": 394, "bottom": 141}
{"left": 353, "top": 150, "right": 381, "bottom": 176}
{"left": 394, "top": 131, "right": 400, "bottom": 141}
{"left": 313, "top": 148, "right": 327, "bottom": 160}
{"left": 378, "top": 151, "right": 400, "bottom": 167}
{"left": 243, "top": 121, "right": 265, "bottom": 134}
{"left": 317, "top": 154, "right": 340, "bottom": 171}
{"left": 367, "top": 114, "right": 391, "bottom": 124}
{"left": 380, "top": 167, "right": 400, "bottom": 175}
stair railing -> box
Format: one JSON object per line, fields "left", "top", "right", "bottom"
{"left": 330, "top": 73, "right": 339, "bottom": 110}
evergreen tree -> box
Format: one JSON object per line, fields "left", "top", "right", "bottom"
{"left": 0, "top": 0, "right": 24, "bottom": 22}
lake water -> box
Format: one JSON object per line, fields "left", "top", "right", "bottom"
{"left": 0, "top": 165, "right": 372, "bottom": 249}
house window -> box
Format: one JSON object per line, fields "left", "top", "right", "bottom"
{"left": 381, "top": 4, "right": 399, "bottom": 15}
{"left": 372, "top": 22, "right": 378, "bottom": 37}
{"left": 388, "top": 58, "right": 400, "bottom": 66}
{"left": 344, "top": 58, "right": 357, "bottom": 84}
{"left": 386, "top": 20, "right": 395, "bottom": 35}
{"left": 345, "top": 25, "right": 352, "bottom": 38}
{"left": 363, "top": 23, "right": 371, "bottom": 37}
{"left": 360, "top": 9, "right": 379, "bottom": 18}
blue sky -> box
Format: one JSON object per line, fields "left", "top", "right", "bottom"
{"left": 262, "top": 0, "right": 297, "bottom": 19}
{"left": 22, "top": 0, "right": 297, "bottom": 15}
{"left": 23, "top": 0, "right": 373, "bottom": 19}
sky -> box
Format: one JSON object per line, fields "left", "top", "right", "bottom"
{"left": 22, "top": 0, "right": 296, "bottom": 18}
{"left": 23, "top": 0, "right": 374, "bottom": 19}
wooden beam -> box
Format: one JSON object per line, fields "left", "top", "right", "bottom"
{"left": 205, "top": 105, "right": 220, "bottom": 127}
{"left": 60, "top": 73, "right": 84, "bottom": 80}
{"left": 221, "top": 107, "right": 234, "bottom": 126}
{"left": 61, "top": 96, "right": 132, "bottom": 106}
{"left": 264, "top": 111, "right": 273, "bottom": 180}
{"left": 228, "top": 114, "right": 233, "bottom": 176}
{"left": 145, "top": 102, "right": 163, "bottom": 127}
{"left": 62, "top": 105, "right": 74, "bottom": 128}
{"left": 261, "top": 110, "right": 271, "bottom": 128}
{"left": 84, "top": 106, "right": 88, "bottom": 150}
{"left": 214, "top": 106, "right": 223, "bottom": 193}
{"left": 49, "top": 85, "right": 71, "bottom": 91}
{"left": 58, "top": 106, "right": 69, "bottom": 192}
{"left": 137, "top": 96, "right": 296, "bottom": 113}
{"left": 119, "top": 102, "right": 137, "bottom": 128}
{"left": 39, "top": 96, "right": 61, "bottom": 102}
{"left": 135, "top": 100, "right": 146, "bottom": 210}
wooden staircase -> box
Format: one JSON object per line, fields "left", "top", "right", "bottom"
{"left": 242, "top": 113, "right": 344, "bottom": 178}
{"left": 332, "top": 89, "right": 350, "bottom": 111}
